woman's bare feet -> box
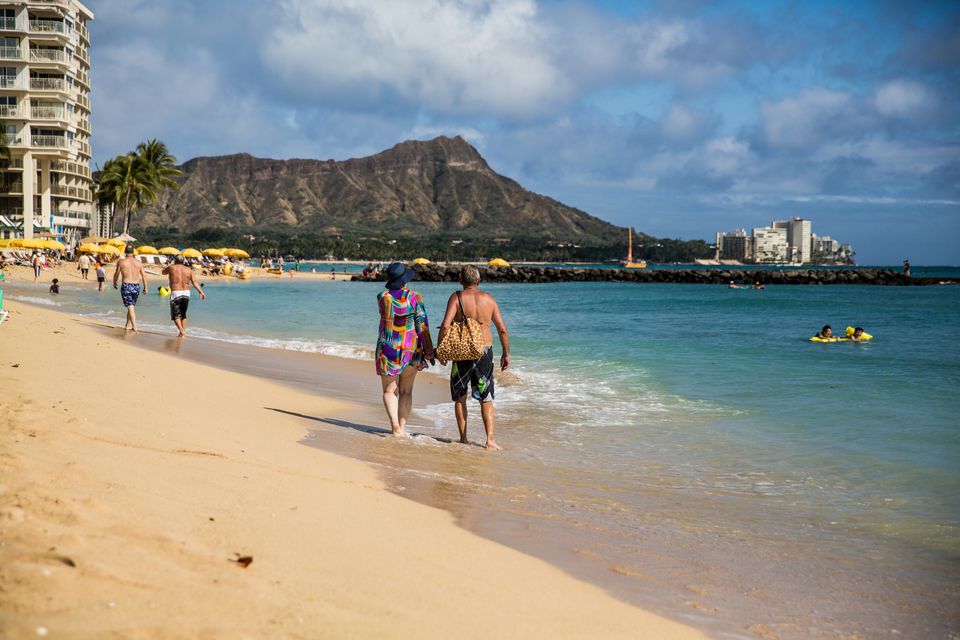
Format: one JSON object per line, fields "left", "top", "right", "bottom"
{"left": 485, "top": 439, "right": 503, "bottom": 451}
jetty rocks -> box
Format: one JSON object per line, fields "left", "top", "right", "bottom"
{"left": 353, "top": 265, "right": 952, "bottom": 286}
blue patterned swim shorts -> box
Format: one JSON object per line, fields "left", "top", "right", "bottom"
{"left": 120, "top": 283, "right": 141, "bottom": 307}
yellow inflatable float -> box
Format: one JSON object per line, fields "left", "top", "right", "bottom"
{"left": 809, "top": 327, "right": 873, "bottom": 342}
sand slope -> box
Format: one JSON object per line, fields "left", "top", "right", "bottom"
{"left": 0, "top": 301, "right": 704, "bottom": 639}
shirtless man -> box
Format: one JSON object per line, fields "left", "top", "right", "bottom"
{"left": 161, "top": 254, "right": 206, "bottom": 337}
{"left": 113, "top": 245, "right": 148, "bottom": 331}
{"left": 437, "top": 265, "right": 510, "bottom": 451}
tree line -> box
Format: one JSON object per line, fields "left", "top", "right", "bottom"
{"left": 132, "top": 225, "right": 714, "bottom": 263}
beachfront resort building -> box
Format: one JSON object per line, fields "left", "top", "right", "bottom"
{"left": 0, "top": 0, "right": 94, "bottom": 244}
{"left": 716, "top": 217, "right": 854, "bottom": 265}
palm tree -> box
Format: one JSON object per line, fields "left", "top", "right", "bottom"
{"left": 136, "top": 138, "right": 182, "bottom": 190}
{"left": 98, "top": 153, "right": 157, "bottom": 236}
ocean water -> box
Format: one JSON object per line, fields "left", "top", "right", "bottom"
{"left": 6, "top": 274, "right": 959, "bottom": 638}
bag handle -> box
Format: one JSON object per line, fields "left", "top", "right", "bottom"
{"left": 456, "top": 290, "right": 483, "bottom": 325}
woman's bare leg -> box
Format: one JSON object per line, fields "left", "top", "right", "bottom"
{"left": 380, "top": 375, "right": 401, "bottom": 434}
{"left": 396, "top": 366, "right": 418, "bottom": 435}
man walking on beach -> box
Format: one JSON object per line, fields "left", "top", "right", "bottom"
{"left": 113, "top": 245, "right": 148, "bottom": 332}
{"left": 437, "top": 266, "right": 510, "bottom": 451}
{"left": 78, "top": 252, "right": 91, "bottom": 279}
{"left": 161, "top": 254, "right": 206, "bottom": 338}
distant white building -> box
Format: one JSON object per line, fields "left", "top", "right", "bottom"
{"left": 715, "top": 228, "right": 752, "bottom": 261}
{"left": 773, "top": 217, "right": 811, "bottom": 263}
{"left": 752, "top": 226, "right": 789, "bottom": 263}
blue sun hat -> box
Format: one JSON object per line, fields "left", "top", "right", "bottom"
{"left": 384, "top": 262, "right": 414, "bottom": 289}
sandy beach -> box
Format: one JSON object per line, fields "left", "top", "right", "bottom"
{"left": 0, "top": 299, "right": 706, "bottom": 639}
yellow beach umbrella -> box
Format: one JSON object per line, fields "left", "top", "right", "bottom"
{"left": 18, "top": 238, "right": 45, "bottom": 249}
{"left": 225, "top": 248, "right": 250, "bottom": 259}
{"left": 42, "top": 239, "right": 65, "bottom": 251}
{"left": 488, "top": 258, "right": 510, "bottom": 267}
{"left": 106, "top": 238, "right": 126, "bottom": 247}
{"left": 412, "top": 257, "right": 431, "bottom": 265}
{"left": 0, "top": 239, "right": 10, "bottom": 247}
{"left": 96, "top": 244, "right": 121, "bottom": 255}
{"left": 78, "top": 243, "right": 100, "bottom": 253}
{"left": 181, "top": 248, "right": 202, "bottom": 259}
{"left": 202, "top": 248, "right": 224, "bottom": 258}
{"left": 158, "top": 247, "right": 180, "bottom": 255}
{"left": 135, "top": 245, "right": 159, "bottom": 255}
{"left": 80, "top": 235, "right": 107, "bottom": 244}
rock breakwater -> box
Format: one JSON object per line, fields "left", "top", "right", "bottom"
{"left": 353, "top": 265, "right": 955, "bottom": 286}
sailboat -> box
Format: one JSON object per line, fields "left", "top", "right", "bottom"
{"left": 622, "top": 227, "right": 647, "bottom": 269}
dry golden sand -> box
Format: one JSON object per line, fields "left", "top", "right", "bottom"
{"left": 0, "top": 301, "right": 706, "bottom": 639}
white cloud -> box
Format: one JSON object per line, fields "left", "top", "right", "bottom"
{"left": 759, "top": 87, "right": 861, "bottom": 150}
{"left": 262, "top": 0, "right": 571, "bottom": 118}
{"left": 872, "top": 79, "right": 941, "bottom": 120}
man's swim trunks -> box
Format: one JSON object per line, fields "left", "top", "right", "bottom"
{"left": 450, "top": 347, "right": 495, "bottom": 403}
{"left": 169, "top": 290, "right": 190, "bottom": 320}
{"left": 120, "top": 283, "right": 141, "bottom": 307}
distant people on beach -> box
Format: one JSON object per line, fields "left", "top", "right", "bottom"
{"left": 77, "top": 253, "right": 91, "bottom": 279}
{"left": 375, "top": 262, "right": 435, "bottom": 437}
{"left": 903, "top": 259, "right": 910, "bottom": 276}
{"left": 95, "top": 262, "right": 106, "bottom": 291}
{"left": 162, "top": 254, "right": 206, "bottom": 338}
{"left": 32, "top": 251, "right": 42, "bottom": 281}
{"left": 114, "top": 245, "right": 148, "bottom": 332}
{"left": 437, "top": 266, "right": 510, "bottom": 451}
{"left": 49, "top": 278, "right": 59, "bottom": 294}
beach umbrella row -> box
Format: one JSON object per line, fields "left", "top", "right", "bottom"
{"left": 0, "top": 238, "right": 65, "bottom": 250}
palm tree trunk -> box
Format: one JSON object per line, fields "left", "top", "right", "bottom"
{"left": 122, "top": 186, "right": 132, "bottom": 235}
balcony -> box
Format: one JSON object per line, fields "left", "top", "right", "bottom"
{"left": 0, "top": 181, "right": 23, "bottom": 194}
{"left": 31, "top": 105, "right": 65, "bottom": 119}
{"left": 78, "top": 141, "right": 90, "bottom": 155}
{"left": 51, "top": 160, "right": 91, "bottom": 178}
{"left": 0, "top": 17, "right": 18, "bottom": 31}
{"left": 30, "top": 48, "right": 67, "bottom": 63}
{"left": 0, "top": 105, "right": 20, "bottom": 117}
{"left": 29, "top": 19, "right": 66, "bottom": 35}
{"left": 75, "top": 70, "right": 89, "bottom": 87}
{"left": 0, "top": 46, "right": 23, "bottom": 61}
{"left": 76, "top": 118, "right": 89, "bottom": 132}
{"left": 30, "top": 77, "right": 65, "bottom": 91}
{"left": 31, "top": 134, "right": 66, "bottom": 148}
{"left": 0, "top": 76, "right": 21, "bottom": 89}
{"left": 75, "top": 94, "right": 89, "bottom": 109}
{"left": 51, "top": 184, "right": 92, "bottom": 200}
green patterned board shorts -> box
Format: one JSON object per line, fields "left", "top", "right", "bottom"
{"left": 450, "top": 347, "right": 495, "bottom": 403}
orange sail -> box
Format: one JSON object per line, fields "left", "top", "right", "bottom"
{"left": 623, "top": 227, "right": 647, "bottom": 269}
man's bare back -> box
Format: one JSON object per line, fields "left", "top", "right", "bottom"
{"left": 451, "top": 288, "right": 499, "bottom": 347}
{"left": 163, "top": 263, "right": 196, "bottom": 291}
{"left": 115, "top": 256, "right": 146, "bottom": 285}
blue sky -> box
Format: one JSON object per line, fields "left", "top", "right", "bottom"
{"left": 86, "top": 0, "right": 959, "bottom": 263}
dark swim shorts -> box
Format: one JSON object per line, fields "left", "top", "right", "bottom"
{"left": 120, "top": 283, "right": 141, "bottom": 307}
{"left": 170, "top": 295, "right": 189, "bottom": 320}
{"left": 450, "top": 347, "right": 495, "bottom": 403}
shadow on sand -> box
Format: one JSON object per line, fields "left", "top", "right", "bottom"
{"left": 265, "top": 407, "right": 462, "bottom": 445}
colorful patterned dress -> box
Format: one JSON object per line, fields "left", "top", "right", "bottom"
{"left": 376, "top": 288, "right": 429, "bottom": 376}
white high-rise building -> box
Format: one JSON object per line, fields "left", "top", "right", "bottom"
{"left": 753, "top": 226, "right": 788, "bottom": 263}
{"left": 773, "top": 217, "right": 812, "bottom": 264}
{"left": 0, "top": 0, "right": 94, "bottom": 244}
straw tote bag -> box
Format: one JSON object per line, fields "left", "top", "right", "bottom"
{"left": 437, "top": 291, "right": 485, "bottom": 362}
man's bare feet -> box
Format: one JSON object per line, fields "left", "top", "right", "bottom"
{"left": 459, "top": 436, "right": 470, "bottom": 445}
{"left": 485, "top": 440, "right": 503, "bottom": 451}
{"left": 391, "top": 424, "right": 407, "bottom": 438}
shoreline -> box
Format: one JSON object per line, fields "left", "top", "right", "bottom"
{"left": 0, "top": 299, "right": 707, "bottom": 639}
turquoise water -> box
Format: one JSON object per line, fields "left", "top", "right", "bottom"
{"left": 6, "top": 275, "right": 959, "bottom": 637}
